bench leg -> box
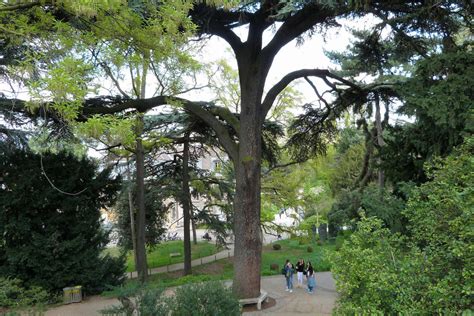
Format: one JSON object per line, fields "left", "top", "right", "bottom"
{"left": 257, "top": 301, "right": 262, "bottom": 310}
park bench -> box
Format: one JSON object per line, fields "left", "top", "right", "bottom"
{"left": 169, "top": 252, "right": 181, "bottom": 257}
{"left": 239, "top": 290, "right": 268, "bottom": 310}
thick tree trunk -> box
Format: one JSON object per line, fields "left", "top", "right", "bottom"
{"left": 182, "top": 134, "right": 192, "bottom": 275}
{"left": 135, "top": 135, "right": 148, "bottom": 282}
{"left": 232, "top": 88, "right": 263, "bottom": 299}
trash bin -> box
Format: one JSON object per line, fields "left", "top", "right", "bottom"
{"left": 63, "top": 286, "right": 82, "bottom": 304}
{"left": 63, "top": 287, "right": 73, "bottom": 304}
{"left": 72, "top": 286, "right": 82, "bottom": 303}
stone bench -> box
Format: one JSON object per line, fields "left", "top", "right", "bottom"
{"left": 239, "top": 290, "right": 268, "bottom": 310}
{"left": 169, "top": 252, "right": 181, "bottom": 257}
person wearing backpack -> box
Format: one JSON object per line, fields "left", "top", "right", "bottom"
{"left": 283, "top": 259, "right": 295, "bottom": 293}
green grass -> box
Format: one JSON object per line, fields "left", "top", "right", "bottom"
{"left": 105, "top": 241, "right": 221, "bottom": 272}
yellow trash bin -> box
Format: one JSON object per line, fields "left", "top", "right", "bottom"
{"left": 72, "top": 286, "right": 82, "bottom": 303}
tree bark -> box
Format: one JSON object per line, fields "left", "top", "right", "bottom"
{"left": 182, "top": 133, "right": 192, "bottom": 275}
{"left": 374, "top": 93, "right": 385, "bottom": 190}
{"left": 128, "top": 185, "right": 138, "bottom": 269}
{"left": 232, "top": 79, "right": 263, "bottom": 298}
{"left": 135, "top": 127, "right": 148, "bottom": 282}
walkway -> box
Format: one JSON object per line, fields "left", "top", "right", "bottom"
{"left": 127, "top": 226, "right": 282, "bottom": 278}
{"left": 128, "top": 244, "right": 235, "bottom": 278}
{"left": 45, "top": 272, "right": 337, "bottom": 316}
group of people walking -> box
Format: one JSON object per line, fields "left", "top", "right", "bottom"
{"left": 282, "top": 258, "right": 316, "bottom": 293}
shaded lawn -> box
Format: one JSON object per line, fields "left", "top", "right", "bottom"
{"left": 105, "top": 241, "right": 221, "bottom": 272}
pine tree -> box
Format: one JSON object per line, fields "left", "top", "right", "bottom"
{"left": 0, "top": 148, "right": 125, "bottom": 294}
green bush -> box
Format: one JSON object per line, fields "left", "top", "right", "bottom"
{"left": 307, "top": 246, "right": 313, "bottom": 253}
{"left": 0, "top": 278, "right": 49, "bottom": 308}
{"left": 330, "top": 137, "right": 474, "bottom": 314}
{"left": 0, "top": 150, "right": 126, "bottom": 295}
{"left": 102, "top": 282, "right": 241, "bottom": 316}
{"left": 298, "top": 236, "right": 310, "bottom": 245}
{"left": 272, "top": 243, "right": 281, "bottom": 250}
{"left": 169, "top": 281, "right": 241, "bottom": 316}
{"left": 334, "top": 235, "right": 345, "bottom": 250}
{"left": 100, "top": 284, "right": 168, "bottom": 316}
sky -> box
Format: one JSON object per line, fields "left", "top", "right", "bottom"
{"left": 189, "top": 19, "right": 357, "bottom": 106}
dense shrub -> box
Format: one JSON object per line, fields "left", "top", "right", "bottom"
{"left": 334, "top": 236, "right": 345, "bottom": 251}
{"left": 0, "top": 150, "right": 126, "bottom": 295}
{"left": 330, "top": 137, "right": 474, "bottom": 314}
{"left": 102, "top": 282, "right": 241, "bottom": 316}
{"left": 307, "top": 246, "right": 313, "bottom": 253}
{"left": 0, "top": 278, "right": 49, "bottom": 308}
{"left": 272, "top": 243, "right": 281, "bottom": 250}
{"left": 169, "top": 281, "right": 241, "bottom": 316}
{"left": 328, "top": 185, "right": 407, "bottom": 234}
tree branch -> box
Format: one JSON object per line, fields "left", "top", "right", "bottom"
{"left": 261, "top": 4, "right": 341, "bottom": 62}
{"left": 190, "top": 4, "right": 245, "bottom": 54}
{"left": 2, "top": 94, "right": 239, "bottom": 162}
{"left": 181, "top": 101, "right": 238, "bottom": 162}
{"left": 0, "top": 1, "right": 42, "bottom": 11}
{"left": 262, "top": 161, "right": 302, "bottom": 176}
{"left": 262, "top": 68, "right": 362, "bottom": 119}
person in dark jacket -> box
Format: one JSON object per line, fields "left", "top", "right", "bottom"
{"left": 283, "top": 259, "right": 295, "bottom": 293}
{"left": 295, "top": 258, "right": 305, "bottom": 288}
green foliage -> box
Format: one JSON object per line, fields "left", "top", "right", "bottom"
{"left": 0, "top": 149, "right": 125, "bottom": 295}
{"left": 102, "top": 282, "right": 241, "bottom": 316}
{"left": 402, "top": 136, "right": 474, "bottom": 311}
{"left": 114, "top": 181, "right": 169, "bottom": 251}
{"left": 328, "top": 185, "right": 407, "bottom": 234}
{"left": 306, "top": 246, "right": 313, "bottom": 253}
{"left": 272, "top": 243, "right": 282, "bottom": 250}
{"left": 334, "top": 235, "right": 345, "bottom": 251}
{"left": 169, "top": 282, "right": 241, "bottom": 316}
{"left": 76, "top": 115, "right": 137, "bottom": 148}
{"left": 331, "top": 137, "right": 474, "bottom": 314}
{"left": 329, "top": 139, "right": 365, "bottom": 195}
{"left": 330, "top": 215, "right": 426, "bottom": 314}
{"left": 100, "top": 284, "right": 168, "bottom": 316}
{"left": 0, "top": 278, "right": 49, "bottom": 308}
{"left": 381, "top": 50, "right": 474, "bottom": 184}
